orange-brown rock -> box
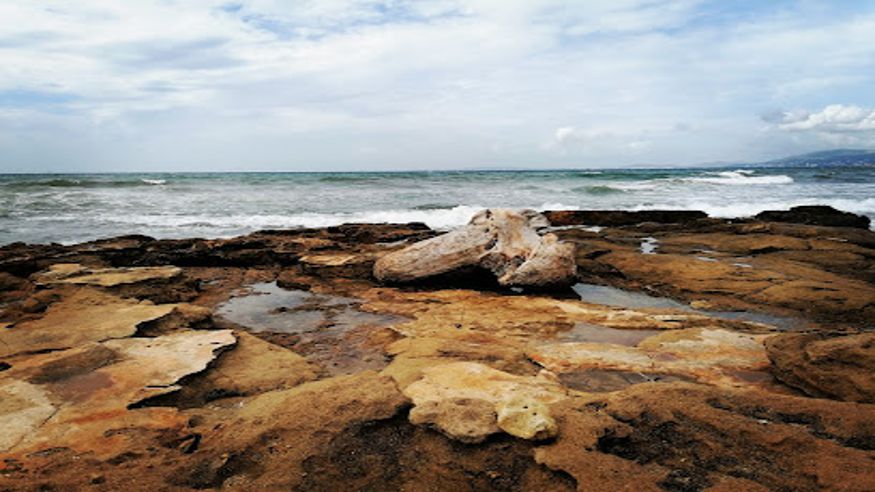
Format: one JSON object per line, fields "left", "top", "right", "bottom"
{"left": 766, "top": 332, "right": 875, "bottom": 403}
{"left": 0, "top": 287, "right": 180, "bottom": 358}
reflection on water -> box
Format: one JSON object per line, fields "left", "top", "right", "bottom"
{"left": 572, "top": 282, "right": 808, "bottom": 331}
{"left": 559, "top": 369, "right": 689, "bottom": 392}
{"left": 573, "top": 283, "right": 688, "bottom": 310}
{"left": 216, "top": 282, "right": 400, "bottom": 334}
{"left": 640, "top": 237, "right": 659, "bottom": 254}
{"left": 216, "top": 282, "right": 406, "bottom": 376}
{"left": 555, "top": 322, "right": 662, "bottom": 346}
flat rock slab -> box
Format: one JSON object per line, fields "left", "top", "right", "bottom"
{"left": 403, "top": 361, "right": 568, "bottom": 442}
{"left": 529, "top": 328, "right": 771, "bottom": 386}
{"left": 37, "top": 263, "right": 182, "bottom": 286}
{"left": 0, "top": 288, "right": 179, "bottom": 358}
{"left": 0, "top": 329, "right": 236, "bottom": 455}
{"left": 0, "top": 380, "right": 56, "bottom": 452}
{"left": 374, "top": 209, "right": 577, "bottom": 287}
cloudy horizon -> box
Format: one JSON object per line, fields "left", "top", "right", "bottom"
{"left": 2, "top": 1, "right": 875, "bottom": 172}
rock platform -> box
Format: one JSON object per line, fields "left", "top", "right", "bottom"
{"left": 1, "top": 207, "right": 873, "bottom": 491}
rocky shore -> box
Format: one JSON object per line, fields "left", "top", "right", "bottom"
{"left": 1, "top": 206, "right": 874, "bottom": 491}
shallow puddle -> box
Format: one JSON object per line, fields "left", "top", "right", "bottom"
{"left": 639, "top": 237, "right": 659, "bottom": 254}
{"left": 573, "top": 283, "right": 689, "bottom": 310}
{"left": 555, "top": 322, "right": 662, "bottom": 346}
{"left": 216, "top": 282, "right": 406, "bottom": 376}
{"left": 559, "top": 369, "right": 689, "bottom": 392}
{"left": 572, "top": 282, "right": 807, "bottom": 331}
{"left": 216, "top": 282, "right": 399, "bottom": 334}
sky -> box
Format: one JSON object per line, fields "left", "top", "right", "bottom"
{"left": 1, "top": 0, "right": 875, "bottom": 172}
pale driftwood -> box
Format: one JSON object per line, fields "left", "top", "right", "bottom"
{"left": 373, "top": 209, "right": 576, "bottom": 287}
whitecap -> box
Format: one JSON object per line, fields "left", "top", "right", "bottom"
{"left": 679, "top": 171, "right": 793, "bottom": 185}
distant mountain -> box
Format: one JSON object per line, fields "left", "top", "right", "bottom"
{"left": 752, "top": 149, "right": 875, "bottom": 168}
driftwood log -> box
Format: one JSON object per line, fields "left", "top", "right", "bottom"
{"left": 373, "top": 209, "right": 576, "bottom": 287}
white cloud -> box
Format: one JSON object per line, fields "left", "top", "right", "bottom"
{"left": 777, "top": 104, "right": 875, "bottom": 132}
{"left": 0, "top": 1, "right": 873, "bottom": 171}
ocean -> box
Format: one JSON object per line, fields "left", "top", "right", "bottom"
{"left": 2, "top": 166, "right": 874, "bottom": 245}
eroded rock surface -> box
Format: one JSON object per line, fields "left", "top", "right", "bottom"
{"left": 1, "top": 211, "right": 874, "bottom": 491}
{"left": 767, "top": 332, "right": 875, "bottom": 403}
{"left": 403, "top": 362, "right": 567, "bottom": 442}
{"left": 374, "top": 209, "right": 577, "bottom": 287}
{"left": 0, "top": 288, "right": 179, "bottom": 358}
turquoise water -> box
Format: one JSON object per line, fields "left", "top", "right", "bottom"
{"left": 1, "top": 166, "right": 873, "bottom": 244}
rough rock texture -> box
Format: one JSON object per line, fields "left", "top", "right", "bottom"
{"left": 536, "top": 382, "right": 875, "bottom": 492}
{"left": 767, "top": 332, "right": 875, "bottom": 403}
{"left": 35, "top": 263, "right": 182, "bottom": 286}
{"left": 0, "top": 288, "right": 179, "bottom": 358}
{"left": 1, "top": 212, "right": 874, "bottom": 491}
{"left": 402, "top": 362, "right": 567, "bottom": 442}
{"left": 0, "top": 330, "right": 236, "bottom": 455}
{"left": 544, "top": 209, "right": 709, "bottom": 227}
{"left": 529, "top": 328, "right": 771, "bottom": 386}
{"left": 756, "top": 205, "right": 871, "bottom": 229}
{"left": 374, "top": 209, "right": 577, "bottom": 287}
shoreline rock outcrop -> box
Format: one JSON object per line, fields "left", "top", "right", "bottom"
{"left": 1, "top": 208, "right": 874, "bottom": 490}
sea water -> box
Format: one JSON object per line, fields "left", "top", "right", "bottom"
{"left": 1, "top": 166, "right": 873, "bottom": 245}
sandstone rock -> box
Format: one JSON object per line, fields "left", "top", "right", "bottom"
{"left": 766, "top": 332, "right": 875, "bottom": 403}
{"left": 496, "top": 396, "right": 558, "bottom": 440}
{"left": 0, "top": 380, "right": 55, "bottom": 452}
{"left": 0, "top": 288, "right": 179, "bottom": 358}
{"left": 145, "top": 331, "right": 318, "bottom": 407}
{"left": 299, "top": 252, "right": 377, "bottom": 278}
{"left": 0, "top": 330, "right": 236, "bottom": 455}
{"left": 374, "top": 209, "right": 576, "bottom": 287}
{"left": 529, "top": 328, "right": 771, "bottom": 386}
{"left": 402, "top": 362, "right": 567, "bottom": 442}
{"left": 408, "top": 397, "right": 499, "bottom": 443}
{"left": 36, "top": 263, "right": 182, "bottom": 286}
{"left": 536, "top": 382, "right": 875, "bottom": 492}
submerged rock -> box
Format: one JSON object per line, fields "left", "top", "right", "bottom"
{"left": 374, "top": 209, "right": 576, "bottom": 287}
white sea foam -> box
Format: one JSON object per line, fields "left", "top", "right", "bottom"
{"left": 141, "top": 179, "right": 167, "bottom": 185}
{"left": 84, "top": 203, "right": 584, "bottom": 234}
{"left": 678, "top": 170, "right": 793, "bottom": 185}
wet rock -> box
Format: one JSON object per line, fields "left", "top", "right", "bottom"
{"left": 766, "top": 332, "right": 875, "bottom": 403}
{"left": 755, "top": 205, "right": 871, "bottom": 229}
{"left": 544, "top": 210, "right": 708, "bottom": 227}
{"left": 0, "top": 272, "right": 27, "bottom": 291}
{"left": 402, "top": 362, "right": 567, "bottom": 442}
{"left": 374, "top": 209, "right": 577, "bottom": 287}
